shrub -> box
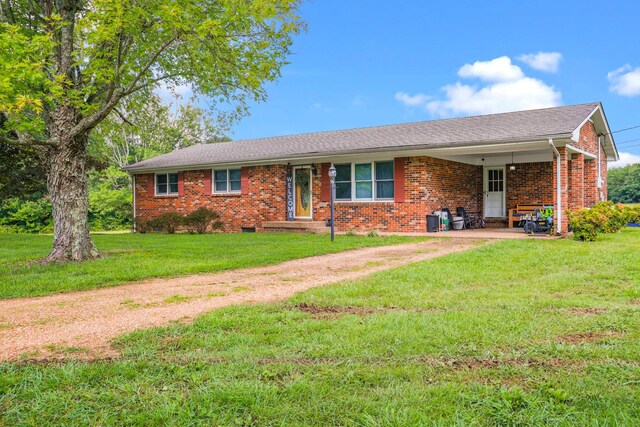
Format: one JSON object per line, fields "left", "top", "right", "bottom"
{"left": 148, "top": 212, "right": 184, "bottom": 234}
{"left": 0, "top": 197, "right": 53, "bottom": 233}
{"left": 344, "top": 228, "right": 357, "bottom": 236}
{"left": 590, "top": 202, "right": 629, "bottom": 233}
{"left": 567, "top": 202, "right": 633, "bottom": 241}
{"left": 184, "top": 208, "right": 223, "bottom": 234}
{"left": 566, "top": 208, "right": 605, "bottom": 241}
{"left": 366, "top": 229, "right": 380, "bottom": 238}
{"left": 135, "top": 218, "right": 152, "bottom": 234}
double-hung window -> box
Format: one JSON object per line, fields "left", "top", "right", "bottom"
{"left": 333, "top": 161, "right": 394, "bottom": 201}
{"left": 214, "top": 169, "right": 241, "bottom": 193}
{"left": 156, "top": 173, "right": 179, "bottom": 196}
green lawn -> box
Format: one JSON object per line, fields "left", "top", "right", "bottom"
{"left": 0, "top": 233, "right": 419, "bottom": 299}
{"left": 1, "top": 229, "right": 639, "bottom": 425}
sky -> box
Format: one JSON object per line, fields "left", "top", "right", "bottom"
{"left": 171, "top": 0, "right": 640, "bottom": 167}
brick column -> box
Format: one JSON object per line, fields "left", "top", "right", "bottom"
{"left": 569, "top": 153, "right": 584, "bottom": 209}
{"left": 552, "top": 147, "right": 569, "bottom": 233}
{"left": 583, "top": 158, "right": 597, "bottom": 207}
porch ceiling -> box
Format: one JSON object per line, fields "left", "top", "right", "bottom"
{"left": 425, "top": 140, "right": 556, "bottom": 166}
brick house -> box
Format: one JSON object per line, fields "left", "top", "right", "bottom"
{"left": 124, "top": 102, "right": 619, "bottom": 234}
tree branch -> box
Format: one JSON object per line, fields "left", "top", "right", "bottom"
{"left": 113, "top": 107, "right": 134, "bottom": 126}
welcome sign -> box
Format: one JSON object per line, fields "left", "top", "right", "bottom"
{"left": 286, "top": 171, "right": 294, "bottom": 221}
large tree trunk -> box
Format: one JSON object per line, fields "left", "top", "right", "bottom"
{"left": 46, "top": 129, "right": 99, "bottom": 262}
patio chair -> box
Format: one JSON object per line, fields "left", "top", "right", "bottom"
{"left": 456, "top": 207, "right": 485, "bottom": 229}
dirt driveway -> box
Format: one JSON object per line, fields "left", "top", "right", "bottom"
{"left": 0, "top": 238, "right": 486, "bottom": 361}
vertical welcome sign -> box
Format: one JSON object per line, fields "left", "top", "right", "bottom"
{"left": 286, "top": 171, "right": 294, "bottom": 221}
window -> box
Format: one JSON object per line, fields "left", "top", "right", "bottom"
{"left": 156, "top": 173, "right": 179, "bottom": 196}
{"left": 214, "top": 169, "right": 242, "bottom": 193}
{"left": 335, "top": 164, "right": 352, "bottom": 200}
{"left": 333, "top": 161, "right": 394, "bottom": 201}
{"left": 375, "top": 161, "right": 394, "bottom": 200}
{"left": 355, "top": 163, "right": 373, "bottom": 200}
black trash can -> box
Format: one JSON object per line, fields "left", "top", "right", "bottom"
{"left": 426, "top": 214, "right": 439, "bottom": 232}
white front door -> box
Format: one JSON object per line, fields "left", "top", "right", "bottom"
{"left": 484, "top": 167, "right": 506, "bottom": 217}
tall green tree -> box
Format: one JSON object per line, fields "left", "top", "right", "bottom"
{"left": 0, "top": 0, "right": 302, "bottom": 261}
{"left": 89, "top": 94, "right": 230, "bottom": 168}
{"left": 608, "top": 163, "right": 640, "bottom": 203}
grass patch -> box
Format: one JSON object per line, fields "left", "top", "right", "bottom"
{"left": 163, "top": 295, "right": 196, "bottom": 304}
{"left": 0, "top": 233, "right": 420, "bottom": 299}
{"left": 1, "top": 229, "right": 639, "bottom": 424}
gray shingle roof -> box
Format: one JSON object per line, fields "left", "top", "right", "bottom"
{"left": 124, "top": 102, "right": 600, "bottom": 171}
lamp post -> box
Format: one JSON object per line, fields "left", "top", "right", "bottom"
{"left": 328, "top": 164, "right": 337, "bottom": 241}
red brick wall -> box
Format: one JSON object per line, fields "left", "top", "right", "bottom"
{"left": 576, "top": 121, "right": 608, "bottom": 205}
{"left": 135, "top": 165, "right": 288, "bottom": 231}
{"left": 312, "top": 156, "right": 482, "bottom": 232}
{"left": 506, "top": 162, "right": 554, "bottom": 210}
{"left": 135, "top": 156, "right": 484, "bottom": 233}
{"left": 135, "top": 150, "right": 604, "bottom": 234}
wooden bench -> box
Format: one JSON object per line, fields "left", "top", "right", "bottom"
{"left": 508, "top": 204, "right": 547, "bottom": 228}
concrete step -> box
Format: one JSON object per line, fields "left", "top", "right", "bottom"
{"left": 262, "top": 221, "right": 329, "bottom": 234}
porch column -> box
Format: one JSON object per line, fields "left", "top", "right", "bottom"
{"left": 583, "top": 158, "right": 597, "bottom": 207}
{"left": 552, "top": 147, "right": 569, "bottom": 233}
{"left": 569, "top": 153, "right": 585, "bottom": 209}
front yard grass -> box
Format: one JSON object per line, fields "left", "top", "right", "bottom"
{"left": 1, "top": 229, "right": 639, "bottom": 425}
{"left": 0, "top": 232, "right": 419, "bottom": 299}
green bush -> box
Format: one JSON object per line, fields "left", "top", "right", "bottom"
{"left": 0, "top": 197, "right": 53, "bottom": 233}
{"left": 148, "top": 212, "right": 184, "bottom": 234}
{"left": 567, "top": 208, "right": 606, "bottom": 241}
{"left": 184, "top": 207, "right": 223, "bottom": 234}
{"left": 567, "top": 202, "right": 632, "bottom": 241}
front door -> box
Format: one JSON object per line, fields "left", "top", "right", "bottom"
{"left": 484, "top": 166, "right": 506, "bottom": 217}
{"left": 294, "top": 167, "right": 312, "bottom": 219}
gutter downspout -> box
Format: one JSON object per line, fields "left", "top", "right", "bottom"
{"left": 597, "top": 135, "right": 604, "bottom": 200}
{"left": 549, "top": 139, "right": 562, "bottom": 235}
{"left": 132, "top": 174, "right": 136, "bottom": 233}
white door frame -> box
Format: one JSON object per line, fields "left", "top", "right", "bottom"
{"left": 293, "top": 166, "right": 313, "bottom": 219}
{"left": 483, "top": 166, "right": 506, "bottom": 218}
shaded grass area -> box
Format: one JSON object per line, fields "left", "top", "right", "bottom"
{"left": 0, "top": 233, "right": 419, "bottom": 299}
{"left": 1, "top": 229, "right": 640, "bottom": 425}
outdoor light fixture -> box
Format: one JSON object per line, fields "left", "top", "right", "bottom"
{"left": 328, "top": 164, "right": 337, "bottom": 242}
{"left": 509, "top": 152, "right": 516, "bottom": 171}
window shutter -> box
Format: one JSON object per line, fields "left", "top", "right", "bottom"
{"left": 178, "top": 172, "right": 184, "bottom": 196}
{"left": 147, "top": 174, "right": 155, "bottom": 196}
{"left": 320, "top": 163, "right": 331, "bottom": 202}
{"left": 394, "top": 158, "right": 405, "bottom": 203}
{"left": 203, "top": 170, "right": 212, "bottom": 195}
{"left": 241, "top": 167, "right": 249, "bottom": 195}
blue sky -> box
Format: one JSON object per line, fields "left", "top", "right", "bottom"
{"left": 196, "top": 1, "right": 640, "bottom": 166}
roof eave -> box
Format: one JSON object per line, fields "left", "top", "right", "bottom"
{"left": 123, "top": 134, "right": 573, "bottom": 173}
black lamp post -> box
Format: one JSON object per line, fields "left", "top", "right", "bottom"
{"left": 328, "top": 163, "right": 337, "bottom": 241}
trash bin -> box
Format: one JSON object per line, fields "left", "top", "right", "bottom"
{"left": 452, "top": 216, "right": 464, "bottom": 230}
{"left": 426, "top": 214, "right": 439, "bottom": 232}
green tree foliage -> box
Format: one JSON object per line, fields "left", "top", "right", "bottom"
{"left": 608, "top": 163, "right": 640, "bottom": 203}
{"left": 0, "top": 197, "right": 53, "bottom": 233}
{"left": 88, "top": 166, "right": 132, "bottom": 231}
{"left": 0, "top": 0, "right": 303, "bottom": 261}
{"left": 89, "top": 95, "right": 230, "bottom": 168}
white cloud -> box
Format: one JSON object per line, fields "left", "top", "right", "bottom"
{"left": 609, "top": 151, "right": 640, "bottom": 168}
{"left": 396, "top": 56, "right": 562, "bottom": 117}
{"left": 608, "top": 65, "right": 640, "bottom": 96}
{"left": 395, "top": 91, "right": 431, "bottom": 107}
{"left": 426, "top": 77, "right": 561, "bottom": 117}
{"left": 517, "top": 52, "right": 562, "bottom": 73}
{"left": 458, "top": 56, "right": 524, "bottom": 82}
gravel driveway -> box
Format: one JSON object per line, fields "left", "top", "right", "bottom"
{"left": 0, "top": 238, "right": 486, "bottom": 362}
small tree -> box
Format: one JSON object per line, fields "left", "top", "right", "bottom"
{"left": 184, "top": 207, "right": 223, "bottom": 234}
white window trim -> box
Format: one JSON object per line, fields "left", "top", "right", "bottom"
{"left": 155, "top": 172, "right": 179, "bottom": 196}
{"left": 212, "top": 168, "right": 242, "bottom": 194}
{"left": 335, "top": 161, "right": 395, "bottom": 202}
